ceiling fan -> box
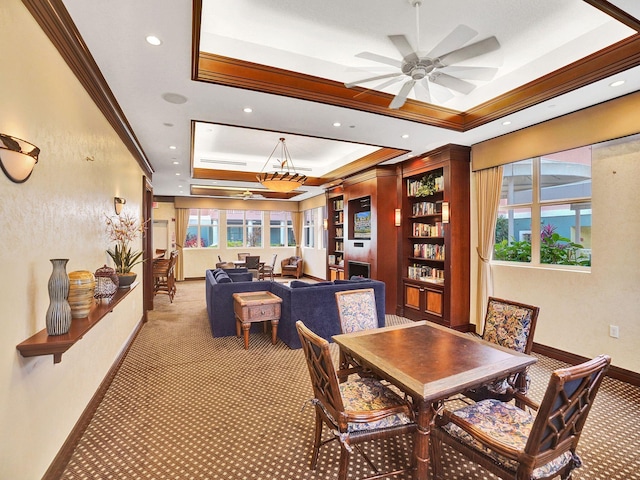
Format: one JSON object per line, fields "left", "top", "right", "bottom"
{"left": 345, "top": 0, "right": 501, "bottom": 109}
{"left": 236, "top": 189, "right": 264, "bottom": 201}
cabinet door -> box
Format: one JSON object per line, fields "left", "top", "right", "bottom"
{"left": 404, "top": 282, "right": 422, "bottom": 315}
{"left": 424, "top": 287, "right": 443, "bottom": 317}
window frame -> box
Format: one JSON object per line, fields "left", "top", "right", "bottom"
{"left": 184, "top": 208, "right": 220, "bottom": 249}
{"left": 493, "top": 156, "right": 592, "bottom": 270}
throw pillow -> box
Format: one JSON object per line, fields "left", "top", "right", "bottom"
{"left": 213, "top": 270, "right": 231, "bottom": 284}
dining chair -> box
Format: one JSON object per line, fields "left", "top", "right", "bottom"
{"left": 462, "top": 297, "right": 540, "bottom": 407}
{"left": 295, "top": 321, "right": 416, "bottom": 480}
{"left": 259, "top": 253, "right": 277, "bottom": 281}
{"left": 432, "top": 354, "right": 611, "bottom": 480}
{"left": 334, "top": 288, "right": 378, "bottom": 377}
{"left": 244, "top": 255, "right": 261, "bottom": 280}
{"left": 237, "top": 252, "right": 249, "bottom": 261}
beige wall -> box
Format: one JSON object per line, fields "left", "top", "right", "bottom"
{"left": 470, "top": 130, "right": 640, "bottom": 374}
{"left": 1, "top": 2, "right": 145, "bottom": 478}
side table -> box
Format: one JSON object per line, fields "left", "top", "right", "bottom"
{"left": 232, "top": 291, "right": 282, "bottom": 349}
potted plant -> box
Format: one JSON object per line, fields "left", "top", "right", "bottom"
{"left": 105, "top": 212, "right": 146, "bottom": 287}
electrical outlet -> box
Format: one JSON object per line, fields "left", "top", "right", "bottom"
{"left": 609, "top": 325, "right": 619, "bottom": 338}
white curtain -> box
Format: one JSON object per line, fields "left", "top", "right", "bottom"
{"left": 474, "top": 165, "right": 503, "bottom": 333}
{"left": 175, "top": 208, "right": 189, "bottom": 281}
{"left": 292, "top": 211, "right": 302, "bottom": 257}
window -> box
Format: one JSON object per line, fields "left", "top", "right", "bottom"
{"left": 185, "top": 209, "right": 219, "bottom": 248}
{"left": 226, "top": 210, "right": 263, "bottom": 248}
{"left": 303, "top": 209, "right": 316, "bottom": 248}
{"left": 269, "top": 211, "right": 296, "bottom": 247}
{"left": 494, "top": 146, "right": 592, "bottom": 267}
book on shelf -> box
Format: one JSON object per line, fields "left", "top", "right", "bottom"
{"left": 334, "top": 211, "right": 344, "bottom": 224}
{"left": 412, "top": 222, "right": 443, "bottom": 237}
{"left": 335, "top": 227, "right": 343, "bottom": 237}
{"left": 407, "top": 264, "right": 445, "bottom": 283}
{"left": 412, "top": 243, "right": 445, "bottom": 260}
{"left": 406, "top": 175, "right": 444, "bottom": 197}
{"left": 333, "top": 199, "right": 344, "bottom": 210}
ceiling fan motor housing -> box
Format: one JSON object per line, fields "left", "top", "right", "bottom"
{"left": 402, "top": 59, "right": 435, "bottom": 80}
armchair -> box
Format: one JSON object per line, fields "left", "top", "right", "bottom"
{"left": 296, "top": 321, "right": 416, "bottom": 480}
{"left": 462, "top": 297, "right": 539, "bottom": 407}
{"left": 432, "top": 354, "right": 611, "bottom": 480}
{"left": 281, "top": 256, "right": 303, "bottom": 279}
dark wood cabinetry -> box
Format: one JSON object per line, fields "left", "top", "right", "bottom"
{"left": 398, "top": 145, "right": 471, "bottom": 331}
{"left": 326, "top": 188, "right": 345, "bottom": 280}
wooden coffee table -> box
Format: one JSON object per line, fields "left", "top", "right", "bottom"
{"left": 232, "top": 291, "right": 282, "bottom": 349}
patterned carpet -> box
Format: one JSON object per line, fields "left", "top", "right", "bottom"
{"left": 59, "top": 280, "right": 640, "bottom": 480}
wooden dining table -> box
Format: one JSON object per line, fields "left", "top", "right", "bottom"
{"left": 332, "top": 320, "right": 537, "bottom": 480}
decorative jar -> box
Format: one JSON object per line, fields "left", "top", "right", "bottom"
{"left": 68, "top": 270, "right": 96, "bottom": 318}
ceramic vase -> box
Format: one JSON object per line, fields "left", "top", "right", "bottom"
{"left": 46, "top": 259, "right": 72, "bottom": 336}
{"left": 68, "top": 270, "right": 96, "bottom": 318}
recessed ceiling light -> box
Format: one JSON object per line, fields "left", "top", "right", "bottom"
{"left": 243, "top": 107, "right": 253, "bottom": 113}
{"left": 401, "top": 134, "right": 409, "bottom": 139}
{"left": 333, "top": 122, "right": 341, "bottom": 127}
{"left": 146, "top": 35, "right": 162, "bottom": 46}
{"left": 176, "top": 173, "right": 180, "bottom": 176}
{"left": 169, "top": 145, "right": 177, "bottom": 150}
{"left": 610, "top": 80, "right": 625, "bottom": 87}
{"left": 502, "top": 120, "right": 512, "bottom": 126}
{"left": 173, "top": 161, "right": 179, "bottom": 165}
{"left": 162, "top": 92, "right": 188, "bottom": 104}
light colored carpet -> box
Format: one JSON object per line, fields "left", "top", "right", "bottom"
{"left": 60, "top": 280, "right": 640, "bottom": 479}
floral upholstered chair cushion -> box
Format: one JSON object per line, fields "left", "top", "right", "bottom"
{"left": 339, "top": 377, "right": 413, "bottom": 433}
{"left": 483, "top": 299, "right": 534, "bottom": 353}
{"left": 335, "top": 288, "right": 377, "bottom": 334}
{"left": 442, "top": 399, "right": 575, "bottom": 479}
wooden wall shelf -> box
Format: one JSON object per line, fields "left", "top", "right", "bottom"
{"left": 16, "top": 283, "right": 138, "bottom": 364}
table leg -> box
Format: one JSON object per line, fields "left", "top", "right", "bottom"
{"left": 413, "top": 398, "right": 435, "bottom": 479}
{"left": 242, "top": 322, "right": 250, "bottom": 350}
{"left": 235, "top": 317, "right": 241, "bottom": 338}
{"left": 270, "top": 319, "right": 278, "bottom": 345}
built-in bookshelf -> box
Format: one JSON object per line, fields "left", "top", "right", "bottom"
{"left": 327, "top": 190, "right": 345, "bottom": 280}
{"left": 399, "top": 145, "right": 471, "bottom": 331}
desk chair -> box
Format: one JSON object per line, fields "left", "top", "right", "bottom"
{"left": 296, "top": 321, "right": 416, "bottom": 480}
{"left": 432, "top": 354, "right": 611, "bottom": 480}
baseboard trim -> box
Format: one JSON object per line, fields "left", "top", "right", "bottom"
{"left": 533, "top": 342, "right": 640, "bottom": 387}
{"left": 42, "top": 317, "right": 146, "bottom": 479}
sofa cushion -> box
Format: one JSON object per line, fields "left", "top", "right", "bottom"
{"left": 290, "top": 280, "right": 334, "bottom": 288}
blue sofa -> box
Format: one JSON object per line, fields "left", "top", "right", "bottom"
{"left": 205, "top": 269, "right": 386, "bottom": 349}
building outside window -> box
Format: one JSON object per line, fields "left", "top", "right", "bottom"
{"left": 227, "top": 210, "right": 263, "bottom": 248}
{"left": 269, "top": 211, "right": 296, "bottom": 247}
{"left": 494, "top": 145, "right": 592, "bottom": 267}
{"left": 303, "top": 209, "right": 316, "bottom": 248}
{"left": 185, "top": 209, "right": 219, "bottom": 248}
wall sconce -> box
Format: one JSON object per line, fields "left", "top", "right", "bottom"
{"left": 394, "top": 208, "right": 402, "bottom": 227}
{"left": 441, "top": 202, "right": 450, "bottom": 224}
{"left": 323, "top": 218, "right": 328, "bottom": 230}
{"left": 114, "top": 197, "right": 126, "bottom": 215}
{"left": 0, "top": 134, "right": 40, "bottom": 183}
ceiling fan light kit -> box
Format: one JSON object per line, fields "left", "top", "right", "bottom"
{"left": 256, "top": 137, "right": 307, "bottom": 193}
{"left": 346, "top": 0, "right": 501, "bottom": 109}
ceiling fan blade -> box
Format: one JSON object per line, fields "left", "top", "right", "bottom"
{"left": 355, "top": 51, "right": 402, "bottom": 68}
{"left": 345, "top": 72, "right": 403, "bottom": 89}
{"left": 389, "top": 35, "right": 419, "bottom": 62}
{"left": 440, "top": 65, "right": 498, "bottom": 81}
{"left": 429, "top": 72, "right": 476, "bottom": 94}
{"left": 428, "top": 80, "right": 455, "bottom": 103}
{"left": 353, "top": 75, "right": 406, "bottom": 99}
{"left": 437, "top": 36, "right": 500, "bottom": 67}
{"left": 414, "top": 79, "right": 432, "bottom": 104}
{"left": 425, "top": 24, "right": 478, "bottom": 60}
{"left": 389, "top": 79, "right": 416, "bottom": 109}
